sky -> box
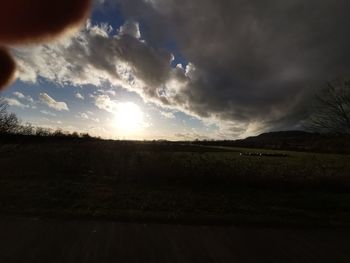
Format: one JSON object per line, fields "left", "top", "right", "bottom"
{"left": 1, "top": 0, "right": 350, "bottom": 140}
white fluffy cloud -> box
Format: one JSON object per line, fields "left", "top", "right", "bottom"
{"left": 12, "top": 21, "right": 198, "bottom": 117}
{"left": 13, "top": 92, "right": 34, "bottom": 103}
{"left": 4, "top": 92, "right": 36, "bottom": 109}
{"left": 75, "top": 92, "right": 85, "bottom": 100}
{"left": 39, "top": 93, "right": 69, "bottom": 111}
{"left": 94, "top": 94, "right": 118, "bottom": 113}
{"left": 118, "top": 20, "right": 141, "bottom": 39}
{"left": 80, "top": 113, "right": 89, "bottom": 119}
{"left": 76, "top": 112, "right": 100, "bottom": 122}
{"left": 160, "top": 111, "right": 175, "bottom": 119}
{"left": 4, "top": 98, "right": 27, "bottom": 109}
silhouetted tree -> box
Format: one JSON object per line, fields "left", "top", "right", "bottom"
{"left": 35, "top": 127, "right": 52, "bottom": 137}
{"left": 18, "top": 123, "right": 35, "bottom": 136}
{"left": 307, "top": 80, "right": 350, "bottom": 134}
{"left": 53, "top": 129, "right": 65, "bottom": 137}
{"left": 71, "top": 132, "right": 80, "bottom": 138}
{"left": 80, "top": 132, "right": 91, "bottom": 139}
{"left": 0, "top": 97, "right": 20, "bottom": 134}
{"left": 1, "top": 97, "right": 98, "bottom": 139}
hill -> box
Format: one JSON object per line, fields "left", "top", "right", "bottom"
{"left": 195, "top": 131, "right": 350, "bottom": 153}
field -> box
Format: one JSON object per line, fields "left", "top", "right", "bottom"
{"left": 1, "top": 139, "right": 350, "bottom": 227}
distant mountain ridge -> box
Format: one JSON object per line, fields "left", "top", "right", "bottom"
{"left": 196, "top": 131, "right": 350, "bottom": 154}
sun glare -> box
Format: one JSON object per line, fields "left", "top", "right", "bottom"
{"left": 114, "top": 102, "right": 144, "bottom": 134}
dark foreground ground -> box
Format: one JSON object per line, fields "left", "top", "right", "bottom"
{"left": 1, "top": 139, "right": 350, "bottom": 262}
{"left": 1, "top": 139, "right": 350, "bottom": 226}
{"left": 1, "top": 216, "right": 350, "bottom": 263}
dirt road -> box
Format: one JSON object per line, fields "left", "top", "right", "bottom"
{"left": 0, "top": 217, "right": 349, "bottom": 263}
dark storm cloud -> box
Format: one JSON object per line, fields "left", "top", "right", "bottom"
{"left": 113, "top": 0, "right": 350, "bottom": 130}
{"left": 12, "top": 0, "right": 350, "bottom": 135}
{"left": 0, "top": 0, "right": 92, "bottom": 90}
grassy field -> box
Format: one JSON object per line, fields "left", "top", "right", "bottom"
{"left": 1, "top": 139, "right": 350, "bottom": 226}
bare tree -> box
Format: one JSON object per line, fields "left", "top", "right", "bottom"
{"left": 18, "top": 123, "right": 35, "bottom": 136}
{"left": 307, "top": 79, "right": 350, "bottom": 134}
{"left": 0, "top": 97, "right": 7, "bottom": 118}
{"left": 0, "top": 97, "right": 20, "bottom": 134}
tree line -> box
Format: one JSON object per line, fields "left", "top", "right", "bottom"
{"left": 0, "top": 97, "right": 95, "bottom": 139}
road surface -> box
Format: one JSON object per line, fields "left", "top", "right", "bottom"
{"left": 0, "top": 217, "right": 349, "bottom": 263}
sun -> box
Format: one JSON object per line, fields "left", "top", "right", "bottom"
{"left": 114, "top": 102, "right": 144, "bottom": 134}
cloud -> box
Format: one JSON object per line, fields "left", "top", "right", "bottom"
{"left": 11, "top": 20, "right": 271, "bottom": 136}
{"left": 13, "top": 92, "right": 34, "bottom": 103}
{"left": 0, "top": 47, "right": 16, "bottom": 90}
{"left": 39, "top": 93, "right": 69, "bottom": 111}
{"left": 4, "top": 98, "right": 27, "bottom": 109}
{"left": 3, "top": 92, "right": 36, "bottom": 109}
{"left": 79, "top": 113, "right": 89, "bottom": 119}
{"left": 76, "top": 112, "right": 100, "bottom": 122}
{"left": 160, "top": 111, "right": 175, "bottom": 119}
{"left": 75, "top": 92, "right": 85, "bottom": 100}
{"left": 40, "top": 110, "right": 57, "bottom": 117}
{"left": 118, "top": 20, "right": 141, "bottom": 39}
{"left": 13, "top": 92, "right": 25, "bottom": 99}
{"left": 103, "top": 89, "right": 117, "bottom": 96}
{"left": 12, "top": 0, "right": 350, "bottom": 137}
{"left": 94, "top": 94, "right": 118, "bottom": 113}
{"left": 115, "top": 0, "right": 350, "bottom": 131}
{"left": 13, "top": 20, "right": 175, "bottom": 88}
{"left": 13, "top": 21, "right": 186, "bottom": 112}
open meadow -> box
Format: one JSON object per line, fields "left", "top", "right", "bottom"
{"left": 1, "top": 138, "right": 350, "bottom": 227}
